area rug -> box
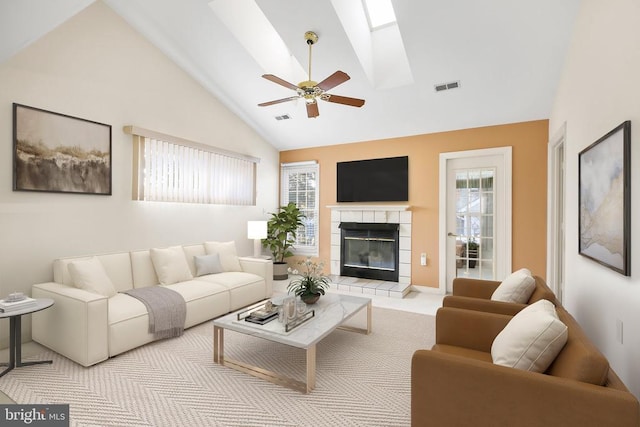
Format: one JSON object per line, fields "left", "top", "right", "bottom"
{"left": 0, "top": 307, "right": 434, "bottom": 427}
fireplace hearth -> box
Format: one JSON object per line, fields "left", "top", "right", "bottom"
{"left": 339, "top": 222, "right": 400, "bottom": 282}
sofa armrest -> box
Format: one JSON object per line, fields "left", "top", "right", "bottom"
{"left": 436, "top": 307, "right": 511, "bottom": 352}
{"left": 443, "top": 295, "right": 527, "bottom": 316}
{"left": 452, "top": 277, "right": 500, "bottom": 299}
{"left": 412, "top": 350, "right": 640, "bottom": 427}
{"left": 238, "top": 257, "right": 273, "bottom": 296}
{"left": 32, "top": 282, "right": 109, "bottom": 367}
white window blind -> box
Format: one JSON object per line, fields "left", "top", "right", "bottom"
{"left": 126, "top": 126, "right": 258, "bottom": 205}
{"left": 281, "top": 161, "right": 319, "bottom": 256}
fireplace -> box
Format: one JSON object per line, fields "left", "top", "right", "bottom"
{"left": 339, "top": 222, "right": 400, "bottom": 282}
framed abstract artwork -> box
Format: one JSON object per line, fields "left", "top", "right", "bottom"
{"left": 13, "top": 103, "right": 112, "bottom": 195}
{"left": 578, "top": 120, "right": 631, "bottom": 276}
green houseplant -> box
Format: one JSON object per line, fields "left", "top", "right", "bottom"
{"left": 287, "top": 257, "right": 330, "bottom": 304}
{"left": 466, "top": 238, "right": 479, "bottom": 268}
{"left": 262, "top": 202, "right": 305, "bottom": 280}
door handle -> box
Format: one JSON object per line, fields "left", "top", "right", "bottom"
{"left": 447, "top": 232, "right": 459, "bottom": 237}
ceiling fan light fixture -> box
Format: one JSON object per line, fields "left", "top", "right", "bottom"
{"left": 258, "top": 30, "right": 365, "bottom": 118}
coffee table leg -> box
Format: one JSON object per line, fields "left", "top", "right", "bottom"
{"left": 306, "top": 344, "right": 316, "bottom": 392}
{"left": 213, "top": 329, "right": 314, "bottom": 393}
{"left": 338, "top": 300, "right": 372, "bottom": 335}
{"left": 213, "top": 326, "right": 224, "bottom": 364}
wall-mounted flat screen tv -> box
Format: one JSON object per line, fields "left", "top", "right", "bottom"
{"left": 337, "top": 156, "right": 408, "bottom": 202}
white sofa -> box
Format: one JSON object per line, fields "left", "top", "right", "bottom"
{"left": 31, "top": 242, "right": 273, "bottom": 367}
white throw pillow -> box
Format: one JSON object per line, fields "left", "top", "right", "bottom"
{"left": 492, "top": 299, "right": 568, "bottom": 373}
{"left": 194, "top": 253, "right": 223, "bottom": 277}
{"left": 516, "top": 297, "right": 557, "bottom": 316}
{"left": 68, "top": 257, "right": 117, "bottom": 298}
{"left": 204, "top": 241, "right": 242, "bottom": 272}
{"left": 150, "top": 246, "right": 193, "bottom": 285}
{"left": 491, "top": 269, "right": 535, "bottom": 303}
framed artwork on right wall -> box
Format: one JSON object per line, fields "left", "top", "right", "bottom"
{"left": 578, "top": 120, "right": 631, "bottom": 276}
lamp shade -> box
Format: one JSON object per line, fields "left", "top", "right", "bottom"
{"left": 247, "top": 220, "right": 268, "bottom": 239}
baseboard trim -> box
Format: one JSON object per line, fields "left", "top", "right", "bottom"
{"left": 410, "top": 285, "right": 445, "bottom": 295}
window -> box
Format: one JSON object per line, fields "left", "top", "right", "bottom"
{"left": 363, "top": 0, "right": 397, "bottom": 30}
{"left": 126, "top": 126, "right": 258, "bottom": 205}
{"left": 281, "top": 161, "right": 319, "bottom": 256}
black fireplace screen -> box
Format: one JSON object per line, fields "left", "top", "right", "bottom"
{"left": 339, "top": 222, "right": 400, "bottom": 281}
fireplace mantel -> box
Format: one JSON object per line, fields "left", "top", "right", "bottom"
{"left": 326, "top": 205, "right": 411, "bottom": 211}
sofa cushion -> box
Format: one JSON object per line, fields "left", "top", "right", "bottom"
{"left": 68, "top": 257, "right": 118, "bottom": 298}
{"left": 182, "top": 244, "right": 206, "bottom": 276}
{"left": 108, "top": 293, "right": 149, "bottom": 325}
{"left": 491, "top": 268, "right": 535, "bottom": 303}
{"left": 194, "top": 254, "right": 223, "bottom": 277}
{"left": 204, "top": 241, "right": 242, "bottom": 272}
{"left": 54, "top": 253, "right": 134, "bottom": 292}
{"left": 150, "top": 246, "right": 193, "bottom": 285}
{"left": 491, "top": 299, "right": 568, "bottom": 372}
{"left": 162, "top": 280, "right": 228, "bottom": 303}
{"left": 130, "top": 250, "right": 159, "bottom": 288}
{"left": 196, "top": 271, "right": 263, "bottom": 289}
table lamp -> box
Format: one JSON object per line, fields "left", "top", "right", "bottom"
{"left": 247, "top": 220, "right": 268, "bottom": 258}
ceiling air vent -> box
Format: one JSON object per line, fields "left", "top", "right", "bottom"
{"left": 274, "top": 114, "right": 291, "bottom": 121}
{"left": 434, "top": 80, "right": 461, "bottom": 92}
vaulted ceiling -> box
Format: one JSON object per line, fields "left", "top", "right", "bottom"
{"left": 0, "top": 0, "right": 581, "bottom": 150}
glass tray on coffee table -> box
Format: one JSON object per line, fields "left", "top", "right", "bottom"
{"left": 234, "top": 299, "right": 315, "bottom": 333}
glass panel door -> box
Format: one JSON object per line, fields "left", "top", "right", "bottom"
{"left": 454, "top": 168, "right": 496, "bottom": 280}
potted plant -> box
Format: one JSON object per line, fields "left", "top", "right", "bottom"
{"left": 466, "top": 238, "right": 479, "bottom": 268}
{"left": 287, "top": 257, "right": 331, "bottom": 304}
{"left": 262, "top": 202, "right": 305, "bottom": 280}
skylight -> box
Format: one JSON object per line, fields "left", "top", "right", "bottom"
{"left": 363, "top": 0, "right": 397, "bottom": 30}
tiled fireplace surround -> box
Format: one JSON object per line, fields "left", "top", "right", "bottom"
{"left": 329, "top": 205, "right": 412, "bottom": 298}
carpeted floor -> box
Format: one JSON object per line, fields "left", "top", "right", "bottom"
{"left": 0, "top": 307, "right": 434, "bottom": 427}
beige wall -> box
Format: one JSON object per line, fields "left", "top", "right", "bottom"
{"left": 0, "top": 2, "right": 279, "bottom": 346}
{"left": 550, "top": 0, "right": 640, "bottom": 398}
{"left": 280, "top": 120, "right": 548, "bottom": 287}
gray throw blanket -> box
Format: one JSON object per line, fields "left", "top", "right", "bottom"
{"left": 123, "top": 287, "right": 187, "bottom": 340}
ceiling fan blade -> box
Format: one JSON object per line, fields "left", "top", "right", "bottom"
{"left": 323, "top": 94, "right": 365, "bottom": 107}
{"left": 258, "top": 96, "right": 299, "bottom": 107}
{"left": 306, "top": 102, "right": 319, "bottom": 118}
{"left": 262, "top": 74, "right": 299, "bottom": 91}
{"left": 316, "top": 70, "right": 350, "bottom": 91}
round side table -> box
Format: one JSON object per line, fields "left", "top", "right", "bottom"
{"left": 0, "top": 298, "right": 54, "bottom": 377}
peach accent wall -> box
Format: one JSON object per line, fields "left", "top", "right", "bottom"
{"left": 280, "top": 120, "right": 548, "bottom": 288}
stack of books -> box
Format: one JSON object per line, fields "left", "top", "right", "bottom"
{"left": 245, "top": 307, "right": 278, "bottom": 325}
{"left": 0, "top": 295, "right": 37, "bottom": 313}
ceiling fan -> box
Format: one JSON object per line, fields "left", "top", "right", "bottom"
{"left": 258, "top": 31, "right": 365, "bottom": 118}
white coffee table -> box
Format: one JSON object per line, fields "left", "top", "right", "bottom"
{"left": 213, "top": 293, "right": 371, "bottom": 393}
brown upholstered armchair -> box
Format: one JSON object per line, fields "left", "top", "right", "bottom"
{"left": 411, "top": 307, "right": 640, "bottom": 426}
{"left": 442, "top": 275, "right": 558, "bottom": 316}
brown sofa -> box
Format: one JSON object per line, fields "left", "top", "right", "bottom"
{"left": 442, "top": 275, "right": 558, "bottom": 316}
{"left": 411, "top": 306, "right": 640, "bottom": 426}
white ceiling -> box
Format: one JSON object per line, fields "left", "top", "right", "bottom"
{"left": 0, "top": 0, "right": 581, "bottom": 150}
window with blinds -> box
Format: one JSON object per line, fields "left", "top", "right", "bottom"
{"left": 126, "top": 126, "right": 258, "bottom": 205}
{"left": 281, "top": 161, "right": 319, "bottom": 256}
